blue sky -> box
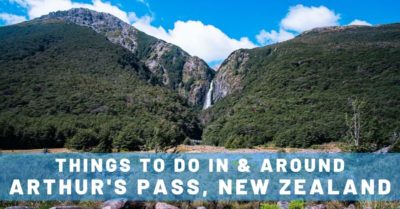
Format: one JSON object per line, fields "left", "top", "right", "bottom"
{"left": 1, "top": 0, "right": 399, "bottom": 66}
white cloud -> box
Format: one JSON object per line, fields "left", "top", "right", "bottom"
{"left": 137, "top": 0, "right": 149, "bottom": 7}
{"left": 256, "top": 4, "right": 340, "bottom": 46}
{"left": 132, "top": 17, "right": 257, "bottom": 63}
{"left": 281, "top": 4, "right": 340, "bottom": 33}
{"left": 348, "top": 19, "right": 372, "bottom": 26}
{"left": 9, "top": 0, "right": 29, "bottom": 7}
{"left": 9, "top": 0, "right": 130, "bottom": 23}
{"left": 8, "top": 0, "right": 257, "bottom": 63}
{"left": 0, "top": 13, "right": 27, "bottom": 24}
{"left": 136, "top": 0, "right": 153, "bottom": 15}
{"left": 82, "top": 0, "right": 130, "bottom": 22}
{"left": 256, "top": 29, "right": 295, "bottom": 45}
{"left": 3, "top": 1, "right": 374, "bottom": 65}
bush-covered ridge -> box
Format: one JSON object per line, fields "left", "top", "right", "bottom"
{"left": 203, "top": 24, "right": 400, "bottom": 150}
{"left": 39, "top": 8, "right": 215, "bottom": 107}
{"left": 0, "top": 21, "right": 201, "bottom": 151}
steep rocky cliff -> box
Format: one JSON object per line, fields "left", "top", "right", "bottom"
{"left": 39, "top": 8, "right": 214, "bottom": 106}
{"left": 211, "top": 49, "right": 250, "bottom": 103}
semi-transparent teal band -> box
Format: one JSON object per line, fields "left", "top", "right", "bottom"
{"left": 0, "top": 153, "right": 398, "bottom": 201}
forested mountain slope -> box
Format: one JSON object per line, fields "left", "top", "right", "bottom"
{"left": 0, "top": 21, "right": 201, "bottom": 150}
{"left": 39, "top": 8, "right": 215, "bottom": 106}
{"left": 203, "top": 24, "right": 400, "bottom": 150}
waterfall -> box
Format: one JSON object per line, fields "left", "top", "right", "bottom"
{"left": 203, "top": 80, "right": 214, "bottom": 109}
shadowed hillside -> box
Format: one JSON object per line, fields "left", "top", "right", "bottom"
{"left": 0, "top": 21, "right": 201, "bottom": 150}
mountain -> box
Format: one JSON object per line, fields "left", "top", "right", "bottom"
{"left": 1, "top": 8, "right": 399, "bottom": 151}
{"left": 39, "top": 8, "right": 214, "bottom": 106}
{"left": 203, "top": 24, "right": 400, "bottom": 150}
{"left": 0, "top": 19, "right": 201, "bottom": 150}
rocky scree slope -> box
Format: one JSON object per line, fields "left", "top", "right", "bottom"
{"left": 39, "top": 8, "right": 214, "bottom": 106}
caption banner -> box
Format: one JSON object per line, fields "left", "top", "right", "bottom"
{"left": 0, "top": 153, "right": 399, "bottom": 201}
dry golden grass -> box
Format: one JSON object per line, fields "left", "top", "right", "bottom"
{"left": 0, "top": 148, "right": 71, "bottom": 154}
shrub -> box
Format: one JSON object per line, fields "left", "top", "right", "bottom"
{"left": 390, "top": 139, "right": 400, "bottom": 152}
{"left": 66, "top": 129, "right": 98, "bottom": 151}
{"left": 113, "top": 124, "right": 145, "bottom": 151}
{"left": 183, "top": 137, "right": 192, "bottom": 145}
{"left": 260, "top": 203, "right": 279, "bottom": 209}
{"left": 289, "top": 200, "right": 304, "bottom": 209}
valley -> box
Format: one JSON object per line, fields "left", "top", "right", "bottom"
{"left": 0, "top": 9, "right": 399, "bottom": 153}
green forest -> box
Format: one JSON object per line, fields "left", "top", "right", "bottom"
{"left": 0, "top": 21, "right": 201, "bottom": 151}
{"left": 1, "top": 20, "right": 400, "bottom": 152}
{"left": 202, "top": 24, "right": 400, "bottom": 151}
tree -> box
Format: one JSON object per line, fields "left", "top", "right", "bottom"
{"left": 345, "top": 98, "right": 365, "bottom": 147}
{"left": 113, "top": 124, "right": 144, "bottom": 151}
{"left": 66, "top": 129, "right": 98, "bottom": 151}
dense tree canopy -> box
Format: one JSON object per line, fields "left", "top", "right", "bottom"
{"left": 0, "top": 21, "right": 201, "bottom": 151}
{"left": 203, "top": 24, "right": 400, "bottom": 150}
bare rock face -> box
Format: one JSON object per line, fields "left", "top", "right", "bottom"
{"left": 344, "top": 204, "right": 356, "bottom": 209}
{"left": 39, "top": 8, "right": 213, "bottom": 106}
{"left": 180, "top": 56, "right": 214, "bottom": 105}
{"left": 5, "top": 207, "right": 33, "bottom": 209}
{"left": 49, "top": 206, "right": 82, "bottom": 209}
{"left": 212, "top": 49, "right": 249, "bottom": 103}
{"left": 374, "top": 145, "right": 391, "bottom": 153}
{"left": 305, "top": 204, "right": 326, "bottom": 209}
{"left": 277, "top": 201, "right": 289, "bottom": 209}
{"left": 301, "top": 25, "right": 371, "bottom": 36}
{"left": 155, "top": 202, "right": 179, "bottom": 209}
{"left": 39, "top": 8, "right": 138, "bottom": 51}
{"left": 102, "top": 198, "right": 128, "bottom": 209}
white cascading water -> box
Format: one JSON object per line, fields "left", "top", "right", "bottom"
{"left": 203, "top": 80, "right": 214, "bottom": 109}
